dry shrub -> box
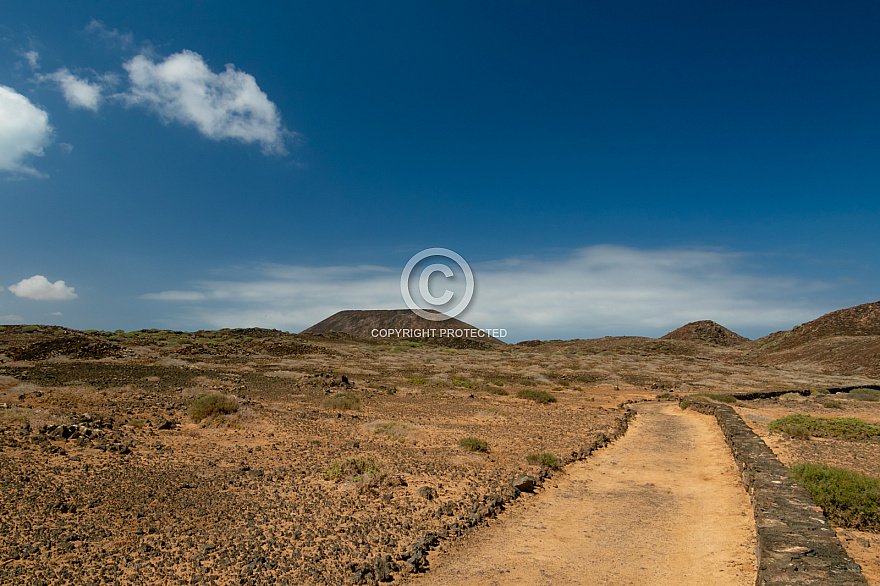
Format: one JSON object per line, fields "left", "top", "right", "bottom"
{"left": 458, "top": 437, "right": 489, "bottom": 452}
{"left": 188, "top": 393, "right": 239, "bottom": 422}
{"left": 323, "top": 393, "right": 360, "bottom": 411}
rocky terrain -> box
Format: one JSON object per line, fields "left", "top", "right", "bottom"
{"left": 1, "top": 301, "right": 879, "bottom": 584}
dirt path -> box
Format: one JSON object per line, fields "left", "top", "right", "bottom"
{"left": 408, "top": 402, "right": 757, "bottom": 585}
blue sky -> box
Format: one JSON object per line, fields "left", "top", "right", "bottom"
{"left": 2, "top": 1, "right": 880, "bottom": 341}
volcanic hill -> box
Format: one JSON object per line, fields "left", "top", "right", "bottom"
{"left": 661, "top": 320, "right": 749, "bottom": 346}
{"left": 748, "top": 300, "right": 880, "bottom": 375}
{"left": 301, "top": 309, "right": 506, "bottom": 346}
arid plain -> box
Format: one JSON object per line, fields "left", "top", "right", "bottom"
{"left": 1, "top": 302, "right": 880, "bottom": 585}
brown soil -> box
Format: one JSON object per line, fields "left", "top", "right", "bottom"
{"left": 1, "top": 316, "right": 879, "bottom": 585}
{"left": 662, "top": 320, "right": 749, "bottom": 346}
{"left": 408, "top": 403, "right": 757, "bottom": 585}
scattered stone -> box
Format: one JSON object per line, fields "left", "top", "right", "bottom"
{"left": 511, "top": 475, "right": 536, "bottom": 493}
{"left": 416, "top": 486, "right": 437, "bottom": 501}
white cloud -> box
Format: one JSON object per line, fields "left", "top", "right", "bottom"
{"left": 40, "top": 69, "right": 103, "bottom": 111}
{"left": 85, "top": 20, "right": 134, "bottom": 50}
{"left": 19, "top": 50, "right": 40, "bottom": 70}
{"left": 142, "top": 246, "right": 841, "bottom": 340}
{"left": 122, "top": 50, "right": 286, "bottom": 155}
{"left": 141, "top": 291, "right": 207, "bottom": 301}
{"left": 8, "top": 276, "right": 78, "bottom": 301}
{"left": 0, "top": 85, "right": 53, "bottom": 177}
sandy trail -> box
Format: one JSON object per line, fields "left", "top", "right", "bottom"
{"left": 408, "top": 402, "right": 757, "bottom": 585}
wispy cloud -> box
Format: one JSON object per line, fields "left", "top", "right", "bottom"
{"left": 85, "top": 19, "right": 135, "bottom": 51}
{"left": 141, "top": 246, "right": 839, "bottom": 339}
{"left": 38, "top": 69, "right": 104, "bottom": 111}
{"left": 141, "top": 291, "right": 207, "bottom": 301}
{"left": 122, "top": 50, "right": 288, "bottom": 155}
{"left": 0, "top": 85, "right": 53, "bottom": 177}
{"left": 8, "top": 275, "right": 78, "bottom": 301}
{"left": 19, "top": 50, "right": 40, "bottom": 70}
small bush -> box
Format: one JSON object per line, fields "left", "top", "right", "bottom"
{"left": 458, "top": 437, "right": 489, "bottom": 452}
{"left": 810, "top": 388, "right": 830, "bottom": 396}
{"left": 779, "top": 392, "right": 803, "bottom": 401}
{"left": 188, "top": 393, "right": 239, "bottom": 422}
{"left": 790, "top": 463, "right": 880, "bottom": 531}
{"left": 452, "top": 378, "right": 479, "bottom": 389}
{"left": 527, "top": 452, "right": 560, "bottom": 469}
{"left": 768, "top": 414, "right": 880, "bottom": 441}
{"left": 323, "top": 393, "right": 361, "bottom": 411}
{"left": 656, "top": 392, "right": 674, "bottom": 399}
{"left": 488, "top": 387, "right": 509, "bottom": 396}
{"left": 707, "top": 394, "right": 737, "bottom": 403}
{"left": 407, "top": 378, "right": 428, "bottom": 385}
{"left": 323, "top": 456, "right": 379, "bottom": 482}
{"left": 516, "top": 389, "right": 557, "bottom": 404}
{"left": 846, "top": 388, "right": 880, "bottom": 402}
{"left": 679, "top": 398, "right": 692, "bottom": 410}
{"left": 820, "top": 399, "right": 843, "bottom": 409}
{"left": 488, "top": 380, "right": 504, "bottom": 387}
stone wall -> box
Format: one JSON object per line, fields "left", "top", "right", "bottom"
{"left": 688, "top": 400, "right": 868, "bottom": 585}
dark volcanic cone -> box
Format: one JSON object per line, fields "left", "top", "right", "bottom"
{"left": 301, "top": 309, "right": 506, "bottom": 345}
{"left": 661, "top": 320, "right": 749, "bottom": 346}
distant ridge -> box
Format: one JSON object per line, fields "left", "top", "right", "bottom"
{"left": 661, "top": 320, "right": 748, "bottom": 346}
{"left": 761, "top": 301, "right": 880, "bottom": 347}
{"left": 749, "top": 300, "right": 880, "bottom": 376}
{"left": 301, "top": 309, "right": 506, "bottom": 345}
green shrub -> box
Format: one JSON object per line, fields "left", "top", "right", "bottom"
{"left": 516, "top": 389, "right": 557, "bottom": 404}
{"left": 679, "top": 398, "right": 692, "bottom": 410}
{"left": 488, "top": 380, "right": 504, "bottom": 387}
{"left": 488, "top": 387, "right": 509, "bottom": 396}
{"left": 458, "top": 437, "right": 489, "bottom": 452}
{"left": 846, "top": 388, "right": 880, "bottom": 402}
{"left": 790, "top": 463, "right": 880, "bottom": 531}
{"left": 810, "top": 388, "right": 830, "bottom": 396}
{"left": 452, "top": 378, "right": 479, "bottom": 389}
{"left": 188, "top": 393, "right": 239, "bottom": 422}
{"left": 323, "top": 393, "right": 361, "bottom": 411}
{"left": 656, "top": 392, "right": 674, "bottom": 399}
{"left": 407, "top": 378, "right": 428, "bottom": 385}
{"left": 768, "top": 414, "right": 880, "bottom": 441}
{"left": 820, "top": 399, "right": 843, "bottom": 409}
{"left": 527, "top": 452, "right": 560, "bottom": 469}
{"left": 323, "top": 456, "right": 379, "bottom": 482}
{"left": 707, "top": 394, "right": 737, "bottom": 403}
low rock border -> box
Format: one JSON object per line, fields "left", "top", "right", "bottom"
{"left": 726, "top": 384, "right": 880, "bottom": 401}
{"left": 686, "top": 400, "right": 867, "bottom": 585}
